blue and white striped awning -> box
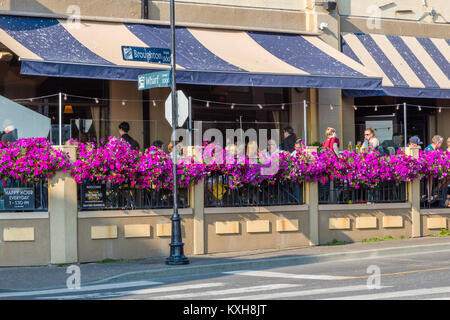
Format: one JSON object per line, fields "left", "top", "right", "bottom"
{"left": 0, "top": 16, "right": 381, "bottom": 90}
{"left": 342, "top": 33, "right": 450, "bottom": 99}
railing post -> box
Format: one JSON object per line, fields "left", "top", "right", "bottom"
{"left": 48, "top": 145, "right": 78, "bottom": 264}
{"left": 191, "top": 179, "right": 205, "bottom": 255}
{"left": 306, "top": 146, "right": 319, "bottom": 246}
{"left": 186, "top": 146, "right": 205, "bottom": 255}
{"left": 405, "top": 147, "right": 421, "bottom": 238}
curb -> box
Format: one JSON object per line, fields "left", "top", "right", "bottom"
{"left": 89, "top": 240, "right": 450, "bottom": 285}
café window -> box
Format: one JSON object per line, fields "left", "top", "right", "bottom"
{"left": 0, "top": 71, "right": 109, "bottom": 144}
{"left": 354, "top": 96, "right": 436, "bottom": 152}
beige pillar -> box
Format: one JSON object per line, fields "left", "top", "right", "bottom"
{"left": 342, "top": 97, "right": 356, "bottom": 149}
{"left": 109, "top": 80, "right": 144, "bottom": 149}
{"left": 306, "top": 146, "right": 319, "bottom": 246}
{"left": 405, "top": 147, "right": 421, "bottom": 238}
{"left": 191, "top": 179, "right": 205, "bottom": 255}
{"left": 48, "top": 146, "right": 78, "bottom": 264}
{"left": 308, "top": 88, "right": 319, "bottom": 144}
{"left": 186, "top": 146, "right": 205, "bottom": 255}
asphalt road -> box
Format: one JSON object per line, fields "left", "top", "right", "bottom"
{"left": 1, "top": 242, "right": 450, "bottom": 301}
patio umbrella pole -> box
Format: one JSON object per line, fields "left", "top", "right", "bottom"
{"left": 303, "top": 100, "right": 308, "bottom": 145}
{"left": 403, "top": 102, "right": 407, "bottom": 148}
{"left": 59, "top": 92, "right": 62, "bottom": 146}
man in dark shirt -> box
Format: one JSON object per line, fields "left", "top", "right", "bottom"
{"left": 281, "top": 126, "right": 296, "bottom": 153}
{"left": 118, "top": 122, "right": 140, "bottom": 151}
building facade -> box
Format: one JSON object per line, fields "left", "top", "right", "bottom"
{"left": 0, "top": 1, "right": 449, "bottom": 266}
{"left": 0, "top": 0, "right": 448, "bottom": 149}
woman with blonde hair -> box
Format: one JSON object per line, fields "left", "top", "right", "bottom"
{"left": 246, "top": 140, "right": 259, "bottom": 163}
{"left": 360, "top": 127, "right": 379, "bottom": 152}
{"left": 322, "top": 127, "right": 340, "bottom": 156}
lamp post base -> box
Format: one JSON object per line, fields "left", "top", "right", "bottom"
{"left": 166, "top": 242, "right": 190, "bottom": 265}
{"left": 166, "top": 256, "right": 190, "bottom": 265}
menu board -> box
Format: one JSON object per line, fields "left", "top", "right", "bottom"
{"left": 81, "top": 184, "right": 106, "bottom": 209}
{"left": 4, "top": 188, "right": 35, "bottom": 210}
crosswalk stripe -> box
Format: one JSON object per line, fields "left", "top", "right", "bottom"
{"left": 149, "top": 283, "right": 302, "bottom": 300}
{"left": 221, "top": 285, "right": 390, "bottom": 300}
{"left": 37, "top": 283, "right": 224, "bottom": 300}
{"left": 0, "top": 280, "right": 161, "bottom": 299}
{"left": 124, "top": 282, "right": 224, "bottom": 296}
{"left": 223, "top": 270, "right": 344, "bottom": 280}
{"left": 324, "top": 286, "right": 450, "bottom": 300}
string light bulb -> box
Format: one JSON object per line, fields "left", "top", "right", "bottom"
{"left": 206, "top": 101, "right": 210, "bottom": 108}
{"left": 374, "top": 105, "right": 378, "bottom": 111}
{"left": 258, "top": 104, "right": 263, "bottom": 110}
{"left": 152, "top": 100, "right": 156, "bottom": 107}
{"left": 439, "top": 107, "right": 442, "bottom": 113}
{"left": 94, "top": 98, "right": 99, "bottom": 104}
{"left": 281, "top": 104, "right": 285, "bottom": 110}
{"left": 353, "top": 105, "right": 358, "bottom": 110}
{"left": 396, "top": 104, "right": 400, "bottom": 110}
{"left": 418, "top": 105, "right": 422, "bottom": 111}
{"left": 231, "top": 103, "right": 235, "bottom": 110}
{"left": 64, "top": 94, "right": 67, "bottom": 101}
{"left": 122, "top": 100, "right": 126, "bottom": 106}
{"left": 330, "top": 104, "right": 334, "bottom": 110}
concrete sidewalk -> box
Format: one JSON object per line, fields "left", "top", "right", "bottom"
{"left": 1, "top": 236, "right": 449, "bottom": 291}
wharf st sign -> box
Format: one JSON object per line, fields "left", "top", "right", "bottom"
{"left": 138, "top": 70, "right": 172, "bottom": 90}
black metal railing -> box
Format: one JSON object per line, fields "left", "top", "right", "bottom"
{"left": 0, "top": 179, "right": 48, "bottom": 212}
{"left": 420, "top": 177, "right": 450, "bottom": 209}
{"left": 319, "top": 180, "right": 407, "bottom": 205}
{"left": 205, "top": 173, "right": 303, "bottom": 207}
{"left": 78, "top": 183, "right": 189, "bottom": 211}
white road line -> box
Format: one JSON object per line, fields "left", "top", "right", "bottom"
{"left": 124, "top": 282, "right": 224, "bottom": 296}
{"left": 150, "top": 284, "right": 302, "bottom": 300}
{"left": 37, "top": 283, "right": 225, "bottom": 300}
{"left": 324, "top": 286, "right": 450, "bottom": 300}
{"left": 223, "top": 270, "right": 345, "bottom": 280}
{"left": 39, "top": 292, "right": 126, "bottom": 300}
{"left": 221, "top": 285, "right": 390, "bottom": 300}
{"left": 0, "top": 280, "right": 161, "bottom": 299}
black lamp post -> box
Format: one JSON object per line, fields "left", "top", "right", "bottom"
{"left": 166, "top": 0, "right": 189, "bottom": 265}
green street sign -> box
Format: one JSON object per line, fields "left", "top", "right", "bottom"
{"left": 138, "top": 70, "right": 171, "bottom": 90}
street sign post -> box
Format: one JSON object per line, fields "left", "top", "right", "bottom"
{"left": 127, "top": 16, "right": 188, "bottom": 265}
{"left": 166, "top": 0, "right": 189, "bottom": 266}
{"left": 165, "top": 90, "right": 189, "bottom": 127}
{"left": 122, "top": 46, "right": 171, "bottom": 64}
{"left": 138, "top": 70, "right": 171, "bottom": 90}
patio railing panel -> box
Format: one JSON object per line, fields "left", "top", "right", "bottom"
{"left": 0, "top": 179, "right": 48, "bottom": 212}
{"left": 319, "top": 180, "right": 407, "bottom": 205}
{"left": 204, "top": 173, "right": 304, "bottom": 207}
{"left": 78, "top": 183, "right": 189, "bottom": 211}
{"left": 420, "top": 177, "right": 450, "bottom": 209}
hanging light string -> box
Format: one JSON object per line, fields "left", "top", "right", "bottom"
{"left": 190, "top": 97, "right": 305, "bottom": 108}
{"left": 9, "top": 92, "right": 450, "bottom": 111}
{"left": 62, "top": 93, "right": 166, "bottom": 104}
{"left": 12, "top": 93, "right": 60, "bottom": 102}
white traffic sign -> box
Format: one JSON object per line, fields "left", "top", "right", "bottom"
{"left": 165, "top": 90, "right": 189, "bottom": 128}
